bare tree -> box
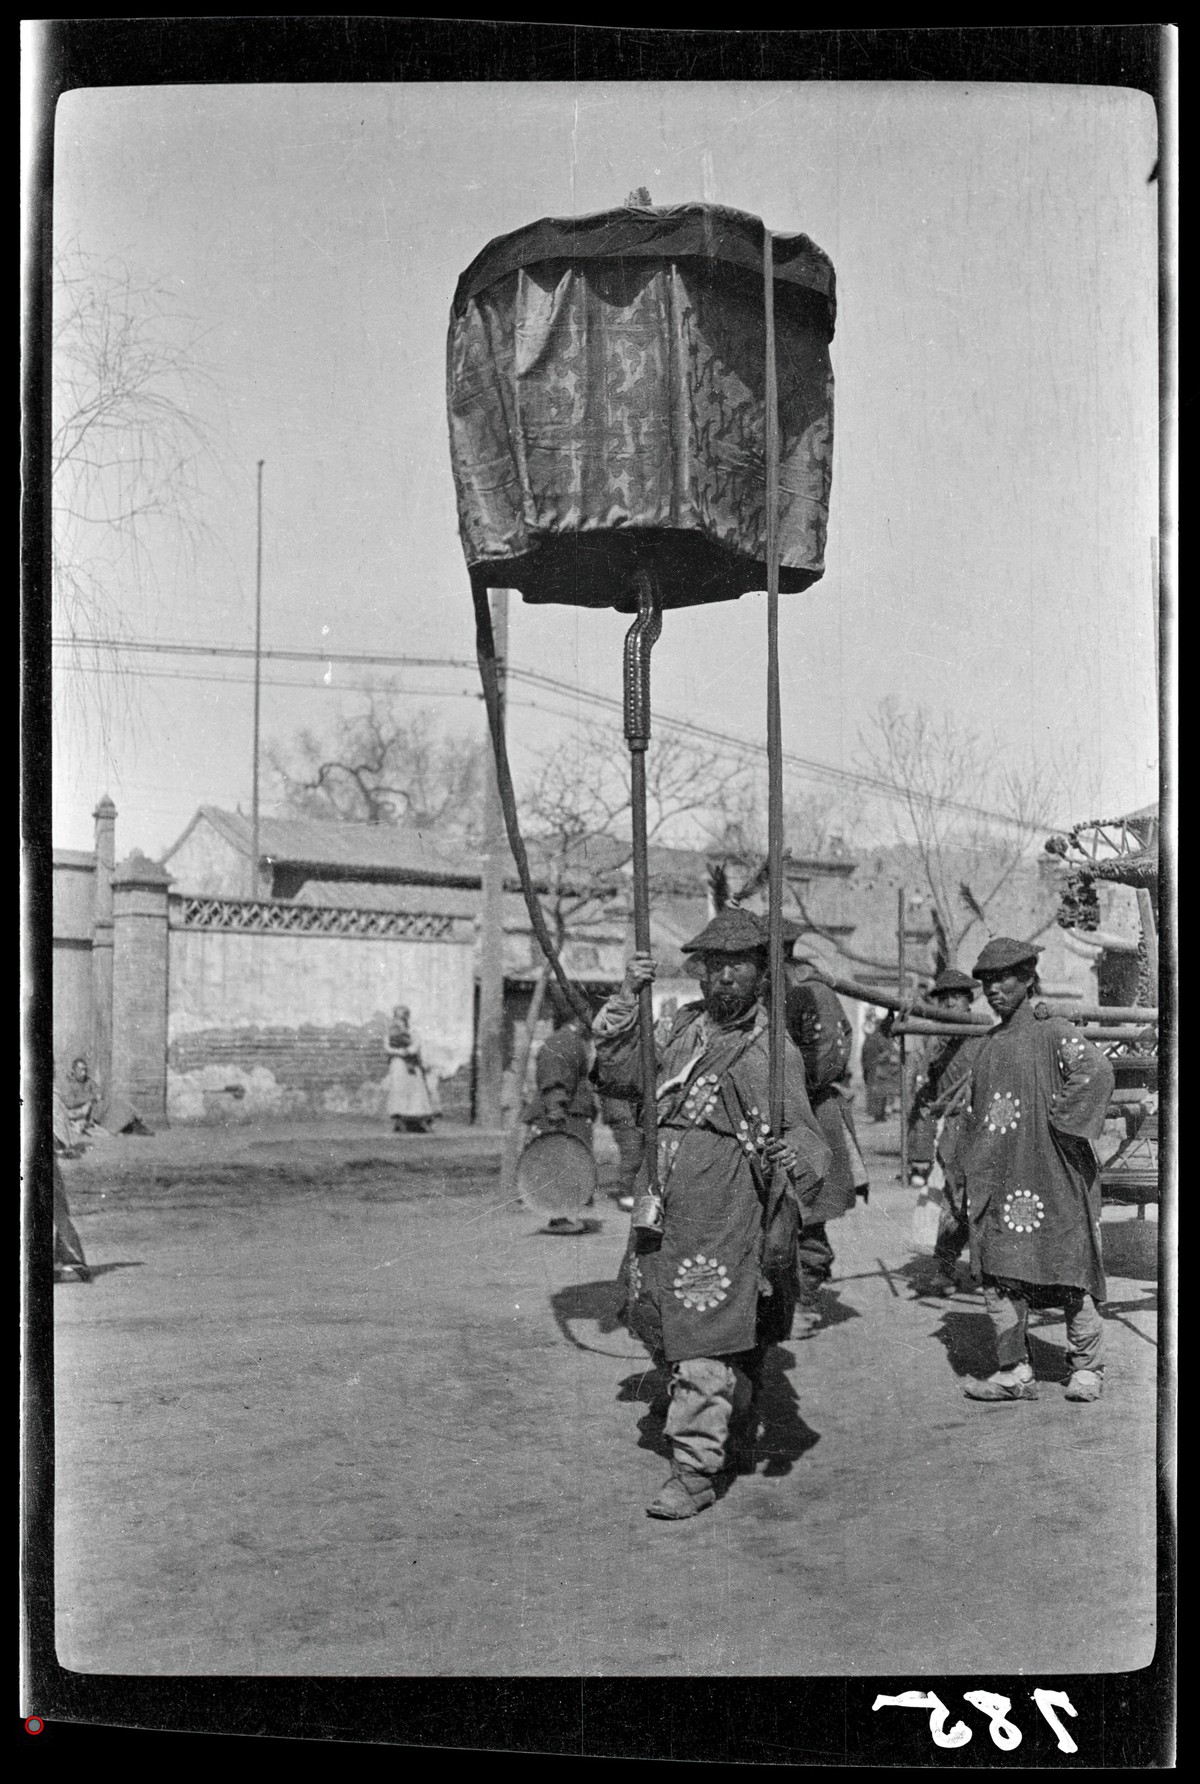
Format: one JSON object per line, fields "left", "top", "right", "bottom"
{"left": 52, "top": 246, "right": 219, "bottom": 643}
{"left": 51, "top": 246, "right": 222, "bottom": 767}
{"left": 266, "top": 688, "right": 487, "bottom": 846}
{"left": 520, "top": 717, "right": 754, "bottom": 951}
{"left": 856, "top": 698, "right": 1068, "bottom": 968}
{"left": 707, "top": 783, "right": 862, "bottom": 864}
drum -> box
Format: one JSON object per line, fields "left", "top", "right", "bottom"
{"left": 516, "top": 1131, "right": 598, "bottom": 1218}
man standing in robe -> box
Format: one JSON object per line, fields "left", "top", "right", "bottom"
{"left": 385, "top": 1007, "right": 436, "bottom": 1134}
{"left": 905, "top": 968, "right": 986, "bottom": 1295}
{"left": 592, "top": 909, "right": 830, "bottom": 1519}
{"left": 959, "top": 938, "right": 1114, "bottom": 1404}
{"left": 779, "top": 922, "right": 868, "bottom": 1321}
{"left": 523, "top": 1000, "right": 597, "bottom": 1235}
{"left": 861, "top": 1017, "right": 901, "bottom": 1121}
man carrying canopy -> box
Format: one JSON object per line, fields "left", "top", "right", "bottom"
{"left": 592, "top": 908, "right": 831, "bottom": 1519}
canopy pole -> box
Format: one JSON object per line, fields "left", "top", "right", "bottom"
{"left": 763, "top": 230, "right": 786, "bottom": 1137}
{"left": 625, "top": 560, "right": 664, "bottom": 1232}
{"left": 471, "top": 580, "right": 590, "bottom": 1025}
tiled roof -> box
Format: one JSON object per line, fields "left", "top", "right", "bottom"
{"left": 177, "top": 807, "right": 479, "bottom": 883}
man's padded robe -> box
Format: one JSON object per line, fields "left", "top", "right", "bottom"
{"left": 960, "top": 1001, "right": 1114, "bottom": 1301}
{"left": 910, "top": 1033, "right": 985, "bottom": 1187}
{"left": 525, "top": 1025, "right": 595, "bottom": 1147}
{"left": 593, "top": 996, "right": 831, "bottom": 1363}
{"left": 784, "top": 969, "right": 860, "bottom": 1219}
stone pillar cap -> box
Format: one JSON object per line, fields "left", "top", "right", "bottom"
{"left": 111, "top": 849, "right": 173, "bottom": 888}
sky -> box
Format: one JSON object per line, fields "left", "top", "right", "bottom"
{"left": 48, "top": 80, "right": 1160, "bottom": 859}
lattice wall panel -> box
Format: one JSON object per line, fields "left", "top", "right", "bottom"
{"left": 172, "top": 895, "right": 457, "bottom": 941}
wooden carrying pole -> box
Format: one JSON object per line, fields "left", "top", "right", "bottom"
{"left": 892, "top": 1018, "right": 1156, "bottom": 1043}
{"left": 476, "top": 588, "right": 509, "bottom": 1129}
{"left": 816, "top": 973, "right": 1158, "bottom": 1031}
{"left": 764, "top": 230, "right": 786, "bottom": 1137}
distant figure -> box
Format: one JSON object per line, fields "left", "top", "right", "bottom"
{"left": 861, "top": 1019, "right": 900, "bottom": 1122}
{"left": 52, "top": 1160, "right": 92, "bottom": 1282}
{"left": 599, "top": 1094, "right": 644, "bottom": 1213}
{"left": 386, "top": 1006, "right": 435, "bottom": 1134}
{"left": 906, "top": 970, "right": 980, "bottom": 1184}
{"left": 779, "top": 924, "right": 869, "bottom": 1325}
{"left": 905, "top": 968, "right": 985, "bottom": 1296}
{"left": 52, "top": 1088, "right": 91, "bottom": 1282}
{"left": 56, "top": 1055, "right": 151, "bottom": 1140}
{"left": 523, "top": 1001, "right": 597, "bottom": 1234}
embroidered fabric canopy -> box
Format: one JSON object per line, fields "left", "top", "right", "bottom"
{"left": 447, "top": 202, "right": 836, "bottom": 611}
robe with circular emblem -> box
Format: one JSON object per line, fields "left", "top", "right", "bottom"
{"left": 593, "top": 996, "right": 831, "bottom": 1362}
{"left": 960, "top": 1001, "right": 1113, "bottom": 1299}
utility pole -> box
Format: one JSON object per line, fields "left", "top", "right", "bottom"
{"left": 897, "top": 885, "right": 909, "bottom": 1189}
{"left": 249, "top": 459, "right": 264, "bottom": 898}
{"left": 476, "top": 588, "right": 509, "bottom": 1127}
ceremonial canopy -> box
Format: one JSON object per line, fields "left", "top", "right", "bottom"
{"left": 447, "top": 202, "right": 836, "bottom": 611}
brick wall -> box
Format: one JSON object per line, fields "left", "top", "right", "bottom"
{"left": 166, "top": 915, "right": 475, "bottom": 1124}
{"left": 166, "top": 1024, "right": 472, "bottom": 1123}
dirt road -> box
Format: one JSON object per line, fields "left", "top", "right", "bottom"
{"left": 52, "top": 1117, "right": 1159, "bottom": 1676}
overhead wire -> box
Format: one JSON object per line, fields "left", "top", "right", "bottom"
{"left": 52, "top": 631, "right": 1061, "bottom": 832}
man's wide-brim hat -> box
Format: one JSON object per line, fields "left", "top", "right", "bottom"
{"left": 972, "top": 937, "right": 1043, "bottom": 977}
{"left": 928, "top": 968, "right": 977, "bottom": 997}
{"left": 681, "top": 908, "right": 769, "bottom": 956}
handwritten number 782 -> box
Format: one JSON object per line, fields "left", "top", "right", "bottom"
{"left": 872, "top": 1688, "right": 1079, "bottom": 1754}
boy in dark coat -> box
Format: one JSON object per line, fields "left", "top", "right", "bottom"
{"left": 959, "top": 939, "right": 1114, "bottom": 1404}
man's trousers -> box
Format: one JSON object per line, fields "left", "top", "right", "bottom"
{"left": 664, "top": 1348, "right": 764, "bottom": 1476}
{"left": 983, "top": 1278, "right": 1105, "bottom": 1376}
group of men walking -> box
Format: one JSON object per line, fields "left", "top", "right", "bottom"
{"left": 573, "top": 913, "right": 1114, "bottom": 1520}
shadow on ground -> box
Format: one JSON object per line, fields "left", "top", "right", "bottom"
{"left": 929, "top": 1305, "right": 1097, "bottom": 1383}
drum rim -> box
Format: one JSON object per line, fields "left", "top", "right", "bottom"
{"left": 516, "top": 1129, "right": 598, "bottom": 1212}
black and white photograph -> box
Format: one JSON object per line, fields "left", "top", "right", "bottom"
{"left": 23, "top": 20, "right": 1173, "bottom": 1765}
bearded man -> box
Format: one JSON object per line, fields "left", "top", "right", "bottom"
{"left": 592, "top": 908, "right": 831, "bottom": 1519}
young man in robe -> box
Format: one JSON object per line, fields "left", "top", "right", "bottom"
{"left": 592, "top": 908, "right": 831, "bottom": 1519}
{"left": 779, "top": 922, "right": 868, "bottom": 1322}
{"left": 523, "top": 1000, "right": 598, "bottom": 1235}
{"left": 958, "top": 938, "right": 1114, "bottom": 1403}
{"left": 905, "top": 968, "right": 986, "bottom": 1295}
{"left": 861, "top": 1019, "right": 901, "bottom": 1122}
